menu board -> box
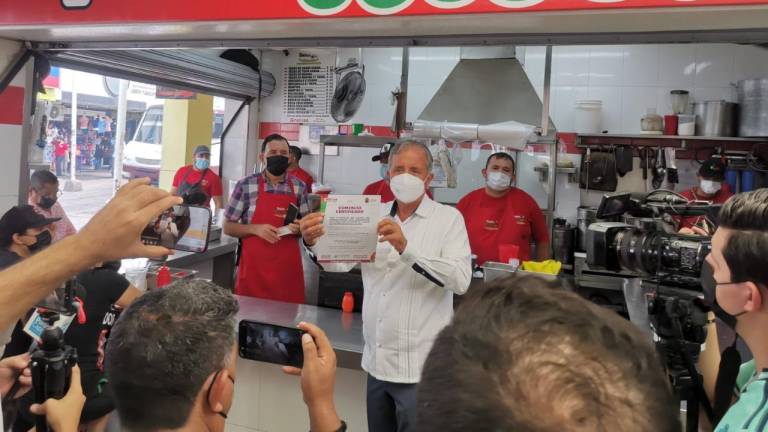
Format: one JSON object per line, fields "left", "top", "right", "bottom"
{"left": 282, "top": 51, "right": 335, "bottom": 123}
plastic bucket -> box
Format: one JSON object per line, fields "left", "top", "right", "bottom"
{"left": 574, "top": 100, "right": 603, "bottom": 134}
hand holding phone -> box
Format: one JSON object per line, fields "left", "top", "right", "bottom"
{"left": 141, "top": 204, "right": 212, "bottom": 252}
{"left": 239, "top": 321, "right": 305, "bottom": 368}
{"left": 281, "top": 322, "right": 342, "bottom": 431}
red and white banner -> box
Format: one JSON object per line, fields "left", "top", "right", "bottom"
{"left": 1, "top": 0, "right": 767, "bottom": 24}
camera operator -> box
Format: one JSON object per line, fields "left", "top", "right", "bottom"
{"left": 700, "top": 188, "right": 768, "bottom": 431}
{"left": 417, "top": 275, "right": 681, "bottom": 432}
{"left": 105, "top": 279, "right": 345, "bottom": 432}
{"left": 10, "top": 260, "right": 142, "bottom": 432}
{"left": 0, "top": 178, "right": 181, "bottom": 333}
{"left": 0, "top": 178, "right": 180, "bottom": 431}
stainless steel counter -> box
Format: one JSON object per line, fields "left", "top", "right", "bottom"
{"left": 235, "top": 295, "right": 364, "bottom": 370}
{"left": 163, "top": 235, "right": 239, "bottom": 289}
{"left": 166, "top": 235, "right": 238, "bottom": 266}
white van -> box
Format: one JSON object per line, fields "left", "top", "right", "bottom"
{"left": 122, "top": 104, "right": 222, "bottom": 184}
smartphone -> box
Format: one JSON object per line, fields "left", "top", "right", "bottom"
{"left": 307, "top": 194, "right": 322, "bottom": 213}
{"left": 238, "top": 320, "right": 305, "bottom": 368}
{"left": 284, "top": 203, "right": 300, "bottom": 225}
{"left": 141, "top": 205, "right": 211, "bottom": 252}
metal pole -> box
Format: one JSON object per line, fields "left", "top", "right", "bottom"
{"left": 318, "top": 140, "right": 326, "bottom": 185}
{"left": 113, "top": 79, "right": 129, "bottom": 195}
{"left": 542, "top": 46, "right": 557, "bottom": 235}
{"left": 397, "top": 47, "right": 410, "bottom": 136}
{"left": 64, "top": 70, "right": 82, "bottom": 192}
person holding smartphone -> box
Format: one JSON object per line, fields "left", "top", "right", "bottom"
{"left": 223, "top": 134, "right": 310, "bottom": 303}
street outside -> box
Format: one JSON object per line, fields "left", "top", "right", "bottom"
{"left": 59, "top": 170, "right": 121, "bottom": 230}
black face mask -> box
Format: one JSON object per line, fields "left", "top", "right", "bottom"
{"left": 38, "top": 196, "right": 57, "bottom": 210}
{"left": 701, "top": 261, "right": 746, "bottom": 330}
{"left": 266, "top": 155, "right": 290, "bottom": 177}
{"left": 28, "top": 230, "right": 52, "bottom": 252}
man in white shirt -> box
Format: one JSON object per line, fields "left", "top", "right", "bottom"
{"left": 300, "top": 140, "right": 472, "bottom": 432}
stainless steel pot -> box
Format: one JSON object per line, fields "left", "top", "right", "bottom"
{"left": 692, "top": 100, "right": 737, "bottom": 137}
{"left": 737, "top": 79, "right": 768, "bottom": 137}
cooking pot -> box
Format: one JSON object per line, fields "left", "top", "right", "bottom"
{"left": 737, "top": 78, "right": 768, "bottom": 137}
{"left": 692, "top": 100, "right": 737, "bottom": 137}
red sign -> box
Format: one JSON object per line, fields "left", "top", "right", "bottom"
{"left": 1, "top": 0, "right": 767, "bottom": 24}
{"left": 155, "top": 87, "right": 197, "bottom": 100}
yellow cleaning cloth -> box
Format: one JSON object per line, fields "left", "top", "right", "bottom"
{"left": 521, "top": 260, "right": 562, "bottom": 275}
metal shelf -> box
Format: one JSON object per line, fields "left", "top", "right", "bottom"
{"left": 577, "top": 133, "right": 768, "bottom": 142}
{"left": 533, "top": 165, "right": 578, "bottom": 183}
{"left": 320, "top": 135, "right": 393, "bottom": 149}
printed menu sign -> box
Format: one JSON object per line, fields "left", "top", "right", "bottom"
{"left": 282, "top": 51, "right": 335, "bottom": 123}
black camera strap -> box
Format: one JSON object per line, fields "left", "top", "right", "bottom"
{"left": 713, "top": 338, "right": 742, "bottom": 423}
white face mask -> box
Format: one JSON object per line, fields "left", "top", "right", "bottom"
{"left": 390, "top": 173, "right": 426, "bottom": 204}
{"left": 486, "top": 171, "right": 512, "bottom": 191}
{"left": 700, "top": 179, "right": 722, "bottom": 195}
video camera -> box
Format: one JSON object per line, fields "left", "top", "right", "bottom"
{"left": 584, "top": 191, "right": 720, "bottom": 432}
{"left": 585, "top": 191, "right": 717, "bottom": 288}
{"left": 30, "top": 279, "right": 81, "bottom": 432}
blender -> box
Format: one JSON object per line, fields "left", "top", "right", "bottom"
{"left": 670, "top": 90, "right": 690, "bottom": 114}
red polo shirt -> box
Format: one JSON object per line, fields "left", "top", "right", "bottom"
{"left": 456, "top": 187, "right": 549, "bottom": 264}
{"left": 288, "top": 167, "right": 314, "bottom": 192}
{"left": 172, "top": 165, "right": 223, "bottom": 207}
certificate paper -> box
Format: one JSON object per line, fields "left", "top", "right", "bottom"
{"left": 314, "top": 195, "right": 381, "bottom": 263}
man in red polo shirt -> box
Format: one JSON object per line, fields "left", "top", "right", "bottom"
{"left": 362, "top": 143, "right": 395, "bottom": 202}
{"left": 170, "top": 145, "right": 224, "bottom": 210}
{"left": 288, "top": 145, "right": 314, "bottom": 192}
{"left": 457, "top": 152, "right": 550, "bottom": 264}
{"left": 677, "top": 158, "right": 733, "bottom": 235}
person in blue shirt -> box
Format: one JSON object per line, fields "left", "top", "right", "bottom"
{"left": 703, "top": 188, "right": 768, "bottom": 431}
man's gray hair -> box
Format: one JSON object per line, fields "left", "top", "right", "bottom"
{"left": 389, "top": 139, "right": 433, "bottom": 171}
{"left": 106, "top": 279, "right": 239, "bottom": 432}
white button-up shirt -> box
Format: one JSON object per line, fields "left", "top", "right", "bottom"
{"left": 315, "top": 197, "right": 471, "bottom": 383}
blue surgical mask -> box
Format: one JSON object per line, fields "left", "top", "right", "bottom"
{"left": 380, "top": 164, "right": 389, "bottom": 180}
{"left": 195, "top": 158, "right": 210, "bottom": 170}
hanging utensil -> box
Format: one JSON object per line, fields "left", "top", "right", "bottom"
{"left": 665, "top": 147, "right": 679, "bottom": 184}
{"left": 652, "top": 146, "right": 666, "bottom": 189}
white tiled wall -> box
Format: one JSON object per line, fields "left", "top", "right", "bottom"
{"left": 257, "top": 43, "right": 768, "bottom": 220}
{"left": 524, "top": 44, "right": 768, "bottom": 134}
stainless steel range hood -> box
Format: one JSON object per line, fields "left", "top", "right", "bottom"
{"left": 417, "top": 47, "right": 555, "bottom": 134}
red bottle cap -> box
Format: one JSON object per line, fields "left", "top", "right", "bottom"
{"left": 341, "top": 291, "right": 354, "bottom": 313}
{"left": 156, "top": 265, "right": 172, "bottom": 288}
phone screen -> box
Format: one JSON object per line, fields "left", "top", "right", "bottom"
{"left": 284, "top": 204, "right": 299, "bottom": 226}
{"left": 238, "top": 320, "right": 304, "bottom": 368}
{"left": 141, "top": 205, "right": 211, "bottom": 252}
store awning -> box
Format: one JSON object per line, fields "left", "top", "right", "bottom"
{"left": 45, "top": 49, "right": 275, "bottom": 101}
{"left": 60, "top": 91, "right": 146, "bottom": 113}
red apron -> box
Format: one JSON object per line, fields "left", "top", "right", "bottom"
{"left": 466, "top": 193, "right": 533, "bottom": 265}
{"left": 236, "top": 176, "right": 305, "bottom": 303}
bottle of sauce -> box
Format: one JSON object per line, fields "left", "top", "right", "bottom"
{"left": 156, "top": 264, "right": 172, "bottom": 288}
{"left": 342, "top": 291, "right": 354, "bottom": 313}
